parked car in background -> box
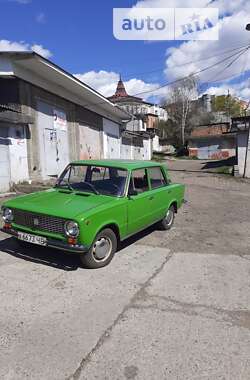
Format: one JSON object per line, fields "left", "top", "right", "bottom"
{"left": 1, "top": 160, "right": 185, "bottom": 268}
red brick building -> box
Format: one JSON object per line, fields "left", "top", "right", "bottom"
{"left": 189, "top": 123, "right": 236, "bottom": 159}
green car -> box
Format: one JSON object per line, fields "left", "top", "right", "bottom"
{"left": 1, "top": 160, "right": 185, "bottom": 269}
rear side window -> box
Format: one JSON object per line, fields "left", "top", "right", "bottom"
{"left": 148, "top": 167, "right": 166, "bottom": 189}
{"left": 130, "top": 169, "right": 149, "bottom": 193}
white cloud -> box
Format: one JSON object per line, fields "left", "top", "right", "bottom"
{"left": 36, "top": 12, "right": 46, "bottom": 24}
{"left": 0, "top": 39, "right": 52, "bottom": 59}
{"left": 31, "top": 44, "right": 51, "bottom": 58}
{"left": 75, "top": 70, "right": 160, "bottom": 100}
{"left": 165, "top": 11, "right": 250, "bottom": 82}
{"left": 8, "top": 0, "right": 31, "bottom": 4}
{"left": 205, "top": 77, "right": 250, "bottom": 100}
{"left": 134, "top": 0, "right": 250, "bottom": 17}
{"left": 132, "top": 0, "right": 250, "bottom": 100}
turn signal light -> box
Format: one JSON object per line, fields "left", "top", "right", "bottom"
{"left": 4, "top": 223, "right": 12, "bottom": 229}
{"left": 68, "top": 237, "right": 77, "bottom": 245}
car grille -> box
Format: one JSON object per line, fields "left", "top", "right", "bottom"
{"left": 13, "top": 209, "right": 65, "bottom": 235}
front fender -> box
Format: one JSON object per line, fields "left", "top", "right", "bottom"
{"left": 77, "top": 202, "right": 127, "bottom": 246}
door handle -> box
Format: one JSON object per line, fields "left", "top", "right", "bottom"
{"left": 149, "top": 196, "right": 154, "bottom": 200}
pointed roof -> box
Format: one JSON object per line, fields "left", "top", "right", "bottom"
{"left": 108, "top": 75, "right": 144, "bottom": 103}
{"left": 114, "top": 74, "right": 128, "bottom": 98}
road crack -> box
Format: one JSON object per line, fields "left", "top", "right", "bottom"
{"left": 66, "top": 251, "right": 173, "bottom": 380}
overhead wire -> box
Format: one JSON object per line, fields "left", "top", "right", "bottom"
{"left": 80, "top": 45, "right": 250, "bottom": 110}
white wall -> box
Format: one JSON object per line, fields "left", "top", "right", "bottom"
{"left": 121, "top": 141, "right": 132, "bottom": 159}
{"left": 103, "top": 118, "right": 121, "bottom": 159}
{"left": 0, "top": 126, "right": 11, "bottom": 192}
{"left": 143, "top": 138, "right": 152, "bottom": 160}
{"left": 237, "top": 132, "right": 250, "bottom": 177}
{"left": 8, "top": 125, "right": 29, "bottom": 184}
{"left": 152, "top": 135, "right": 160, "bottom": 152}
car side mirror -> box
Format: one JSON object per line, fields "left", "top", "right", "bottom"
{"left": 128, "top": 189, "right": 138, "bottom": 197}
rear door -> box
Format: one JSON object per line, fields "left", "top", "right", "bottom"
{"left": 127, "top": 168, "right": 153, "bottom": 235}
{"left": 147, "top": 166, "right": 172, "bottom": 222}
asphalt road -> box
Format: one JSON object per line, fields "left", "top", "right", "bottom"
{"left": 0, "top": 162, "right": 250, "bottom": 380}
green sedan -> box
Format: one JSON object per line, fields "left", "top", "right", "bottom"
{"left": 1, "top": 160, "right": 185, "bottom": 269}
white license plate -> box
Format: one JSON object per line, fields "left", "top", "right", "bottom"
{"left": 18, "top": 232, "right": 47, "bottom": 246}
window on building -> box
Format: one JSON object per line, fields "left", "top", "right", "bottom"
{"left": 148, "top": 167, "right": 167, "bottom": 189}
{"left": 129, "top": 169, "right": 149, "bottom": 194}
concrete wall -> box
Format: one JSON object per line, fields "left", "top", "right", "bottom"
{"left": 189, "top": 136, "right": 235, "bottom": 160}
{"left": 237, "top": 132, "right": 250, "bottom": 177}
{"left": 0, "top": 123, "right": 29, "bottom": 191}
{"left": 1, "top": 77, "right": 152, "bottom": 191}
{"left": 19, "top": 80, "right": 79, "bottom": 181}
{"left": 103, "top": 118, "right": 121, "bottom": 159}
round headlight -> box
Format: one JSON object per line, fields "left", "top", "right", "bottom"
{"left": 64, "top": 221, "right": 79, "bottom": 237}
{"left": 2, "top": 208, "right": 13, "bottom": 222}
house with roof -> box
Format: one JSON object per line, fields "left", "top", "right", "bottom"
{"left": 0, "top": 52, "right": 133, "bottom": 192}
{"left": 108, "top": 76, "right": 168, "bottom": 152}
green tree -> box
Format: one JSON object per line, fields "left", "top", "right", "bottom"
{"left": 212, "top": 95, "right": 245, "bottom": 117}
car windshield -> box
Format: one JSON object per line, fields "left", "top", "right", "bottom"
{"left": 56, "top": 164, "right": 128, "bottom": 197}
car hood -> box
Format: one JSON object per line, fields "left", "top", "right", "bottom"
{"left": 4, "top": 189, "right": 114, "bottom": 220}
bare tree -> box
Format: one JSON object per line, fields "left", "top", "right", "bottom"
{"left": 164, "top": 76, "right": 198, "bottom": 147}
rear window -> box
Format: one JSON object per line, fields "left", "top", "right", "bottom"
{"left": 148, "top": 167, "right": 166, "bottom": 189}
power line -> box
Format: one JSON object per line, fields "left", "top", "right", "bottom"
{"left": 201, "top": 46, "right": 250, "bottom": 87}
{"left": 205, "top": 47, "right": 250, "bottom": 84}
{"left": 131, "top": 46, "right": 250, "bottom": 97}
{"left": 80, "top": 45, "right": 250, "bottom": 110}
{"left": 122, "top": 43, "right": 250, "bottom": 79}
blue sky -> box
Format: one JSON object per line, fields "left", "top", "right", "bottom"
{"left": 0, "top": 0, "right": 173, "bottom": 81}
{"left": 0, "top": 0, "right": 250, "bottom": 101}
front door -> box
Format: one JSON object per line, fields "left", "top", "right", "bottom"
{"left": 127, "top": 168, "right": 153, "bottom": 235}
{"left": 147, "top": 166, "right": 173, "bottom": 222}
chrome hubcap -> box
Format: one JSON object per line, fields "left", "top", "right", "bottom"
{"left": 165, "top": 209, "right": 174, "bottom": 225}
{"left": 92, "top": 237, "right": 112, "bottom": 261}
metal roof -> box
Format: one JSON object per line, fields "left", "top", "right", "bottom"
{"left": 0, "top": 51, "right": 131, "bottom": 123}
{"left": 70, "top": 159, "right": 163, "bottom": 170}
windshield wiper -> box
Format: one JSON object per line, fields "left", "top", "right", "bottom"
{"left": 55, "top": 182, "right": 74, "bottom": 192}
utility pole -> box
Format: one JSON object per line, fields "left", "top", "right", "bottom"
{"left": 243, "top": 24, "right": 250, "bottom": 177}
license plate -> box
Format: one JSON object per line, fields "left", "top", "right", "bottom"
{"left": 18, "top": 232, "right": 47, "bottom": 246}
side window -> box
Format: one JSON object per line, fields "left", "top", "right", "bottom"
{"left": 130, "top": 169, "right": 149, "bottom": 194}
{"left": 148, "top": 167, "right": 166, "bottom": 189}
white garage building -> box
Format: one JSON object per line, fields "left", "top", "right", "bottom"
{"left": 0, "top": 52, "right": 152, "bottom": 192}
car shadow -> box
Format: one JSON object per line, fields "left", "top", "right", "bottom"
{"left": 201, "top": 156, "right": 236, "bottom": 170}
{"left": 118, "top": 224, "right": 156, "bottom": 251}
{"left": 0, "top": 224, "right": 158, "bottom": 271}
{"left": 0, "top": 236, "right": 80, "bottom": 271}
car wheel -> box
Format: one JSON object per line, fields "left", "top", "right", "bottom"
{"left": 80, "top": 228, "right": 117, "bottom": 269}
{"left": 158, "top": 205, "right": 175, "bottom": 230}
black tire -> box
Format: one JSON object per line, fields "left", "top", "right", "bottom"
{"left": 80, "top": 228, "right": 117, "bottom": 269}
{"left": 158, "top": 205, "right": 175, "bottom": 230}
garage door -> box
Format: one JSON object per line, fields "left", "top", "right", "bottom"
{"left": 79, "top": 125, "right": 101, "bottom": 160}
{"left": 37, "top": 100, "right": 69, "bottom": 177}
{"left": 0, "top": 127, "right": 10, "bottom": 192}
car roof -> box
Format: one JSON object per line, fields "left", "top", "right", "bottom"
{"left": 70, "top": 159, "right": 165, "bottom": 170}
